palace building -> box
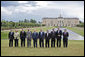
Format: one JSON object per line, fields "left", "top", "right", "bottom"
{"left": 42, "top": 14, "right": 79, "bottom": 27}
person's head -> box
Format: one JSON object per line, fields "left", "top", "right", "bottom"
{"left": 28, "top": 29, "right": 30, "bottom": 31}
{"left": 15, "top": 30, "right": 18, "bottom": 32}
{"left": 52, "top": 28, "right": 55, "bottom": 31}
{"left": 40, "top": 29, "right": 42, "bottom": 32}
{"left": 34, "top": 29, "right": 36, "bottom": 32}
{"left": 22, "top": 28, "right": 23, "bottom": 31}
{"left": 58, "top": 27, "right": 60, "bottom": 30}
{"left": 64, "top": 29, "right": 67, "bottom": 32}
{"left": 10, "top": 29, "right": 13, "bottom": 32}
{"left": 47, "top": 30, "right": 49, "bottom": 33}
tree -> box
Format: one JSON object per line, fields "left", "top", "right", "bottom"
{"left": 30, "top": 19, "right": 36, "bottom": 23}
{"left": 9, "top": 21, "right": 15, "bottom": 27}
{"left": 79, "top": 21, "right": 83, "bottom": 23}
{"left": 76, "top": 22, "right": 84, "bottom": 27}
{"left": 24, "top": 19, "right": 30, "bottom": 23}
{"left": 38, "top": 21, "right": 41, "bottom": 24}
{"left": 24, "top": 19, "right": 27, "bottom": 23}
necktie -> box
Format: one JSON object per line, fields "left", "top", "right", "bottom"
{"left": 28, "top": 32, "right": 30, "bottom": 37}
{"left": 34, "top": 32, "right": 36, "bottom": 36}
{"left": 65, "top": 32, "right": 66, "bottom": 35}
{"left": 58, "top": 30, "right": 59, "bottom": 33}
{"left": 41, "top": 32, "right": 42, "bottom": 36}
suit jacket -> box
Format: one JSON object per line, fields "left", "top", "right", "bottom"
{"left": 14, "top": 32, "right": 19, "bottom": 39}
{"left": 20, "top": 31, "right": 26, "bottom": 39}
{"left": 51, "top": 31, "right": 56, "bottom": 39}
{"left": 32, "top": 32, "right": 38, "bottom": 40}
{"left": 56, "top": 30, "right": 62, "bottom": 39}
{"left": 8, "top": 32, "right": 14, "bottom": 40}
{"left": 45, "top": 33, "right": 50, "bottom": 40}
{"left": 39, "top": 32, "right": 45, "bottom": 39}
{"left": 26, "top": 31, "right": 32, "bottom": 40}
{"left": 63, "top": 32, "right": 69, "bottom": 39}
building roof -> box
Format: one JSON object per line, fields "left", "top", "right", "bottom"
{"left": 43, "top": 17, "right": 57, "bottom": 19}
{"left": 43, "top": 17, "right": 79, "bottom": 20}
{"left": 63, "top": 18, "right": 79, "bottom": 19}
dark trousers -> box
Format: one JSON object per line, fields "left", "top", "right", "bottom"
{"left": 27, "top": 39, "right": 31, "bottom": 47}
{"left": 14, "top": 39, "right": 18, "bottom": 47}
{"left": 33, "top": 39, "right": 37, "bottom": 48}
{"left": 9, "top": 39, "right": 13, "bottom": 47}
{"left": 45, "top": 39, "right": 49, "bottom": 48}
{"left": 51, "top": 39, "right": 55, "bottom": 47}
{"left": 21, "top": 39, "right": 25, "bottom": 47}
{"left": 57, "top": 39, "right": 61, "bottom": 47}
{"left": 39, "top": 38, "right": 44, "bottom": 47}
{"left": 63, "top": 38, "right": 68, "bottom": 47}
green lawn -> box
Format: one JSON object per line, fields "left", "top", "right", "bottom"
{"left": 1, "top": 26, "right": 84, "bottom": 56}
{"left": 1, "top": 39, "right": 84, "bottom": 56}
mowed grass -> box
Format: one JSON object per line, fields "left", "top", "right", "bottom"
{"left": 1, "top": 26, "right": 84, "bottom": 56}
{"left": 1, "top": 39, "right": 84, "bottom": 56}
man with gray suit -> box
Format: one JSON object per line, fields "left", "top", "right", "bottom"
{"left": 26, "top": 29, "right": 32, "bottom": 47}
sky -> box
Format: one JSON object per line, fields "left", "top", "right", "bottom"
{"left": 1, "top": 1, "right": 84, "bottom": 22}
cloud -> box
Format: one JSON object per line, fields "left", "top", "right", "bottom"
{"left": 1, "top": 7, "right": 12, "bottom": 15}
{"left": 1, "top": 1, "right": 84, "bottom": 22}
{"left": 18, "top": 1, "right": 28, "bottom": 3}
{"left": 1, "top": 1, "right": 19, "bottom": 7}
{"left": 35, "top": 1, "right": 49, "bottom": 7}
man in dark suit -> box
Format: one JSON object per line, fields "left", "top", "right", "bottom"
{"left": 45, "top": 30, "right": 50, "bottom": 48}
{"left": 63, "top": 29, "right": 69, "bottom": 48}
{"left": 39, "top": 29, "right": 45, "bottom": 48}
{"left": 8, "top": 29, "right": 14, "bottom": 47}
{"left": 32, "top": 30, "right": 38, "bottom": 48}
{"left": 51, "top": 28, "right": 56, "bottom": 47}
{"left": 20, "top": 29, "right": 26, "bottom": 47}
{"left": 56, "top": 27, "right": 62, "bottom": 47}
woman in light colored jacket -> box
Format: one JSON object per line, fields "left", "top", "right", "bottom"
{"left": 14, "top": 30, "right": 19, "bottom": 47}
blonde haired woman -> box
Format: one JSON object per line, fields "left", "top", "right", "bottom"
{"left": 14, "top": 30, "right": 19, "bottom": 47}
